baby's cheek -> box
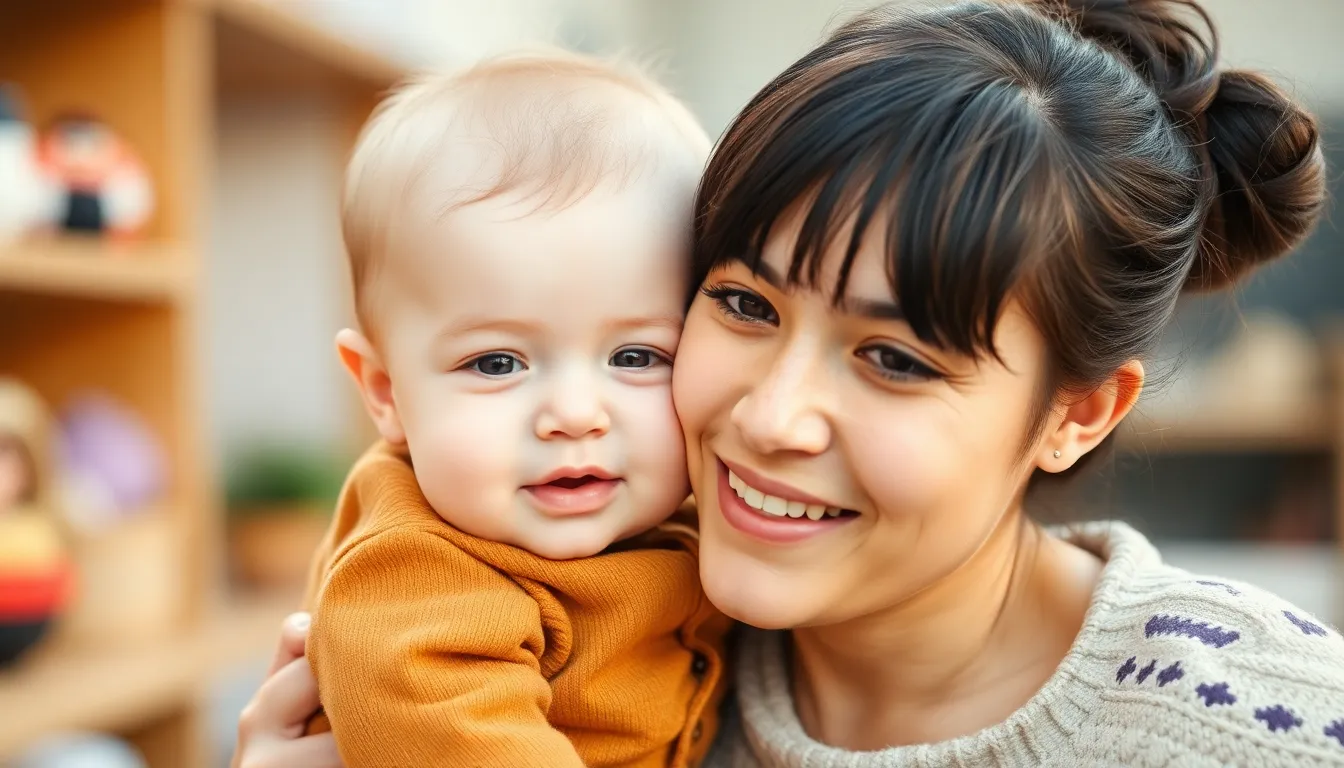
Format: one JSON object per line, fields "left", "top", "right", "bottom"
{"left": 620, "top": 386, "right": 688, "bottom": 489}
{"left": 407, "top": 401, "right": 523, "bottom": 523}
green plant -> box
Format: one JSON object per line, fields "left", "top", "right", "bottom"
{"left": 224, "top": 445, "right": 346, "bottom": 518}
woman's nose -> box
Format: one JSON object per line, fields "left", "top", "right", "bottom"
{"left": 731, "top": 340, "right": 831, "bottom": 456}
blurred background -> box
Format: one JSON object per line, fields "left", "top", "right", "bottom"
{"left": 0, "top": 0, "right": 1338, "bottom": 766}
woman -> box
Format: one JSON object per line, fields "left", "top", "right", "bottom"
{"left": 234, "top": 0, "right": 1337, "bottom": 765}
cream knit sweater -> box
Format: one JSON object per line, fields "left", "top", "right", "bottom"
{"left": 709, "top": 522, "right": 1344, "bottom": 767}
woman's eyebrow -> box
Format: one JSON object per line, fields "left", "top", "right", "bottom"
{"left": 733, "top": 258, "right": 905, "bottom": 321}
{"left": 841, "top": 297, "right": 905, "bottom": 321}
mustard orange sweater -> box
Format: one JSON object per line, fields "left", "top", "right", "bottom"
{"left": 304, "top": 443, "right": 729, "bottom": 768}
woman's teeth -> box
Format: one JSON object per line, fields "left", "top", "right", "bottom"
{"left": 728, "top": 470, "right": 843, "bottom": 520}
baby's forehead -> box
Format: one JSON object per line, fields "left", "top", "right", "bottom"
{"left": 344, "top": 51, "right": 709, "bottom": 338}
{"left": 370, "top": 183, "right": 693, "bottom": 334}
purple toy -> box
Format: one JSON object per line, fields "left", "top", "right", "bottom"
{"left": 59, "top": 392, "right": 165, "bottom": 520}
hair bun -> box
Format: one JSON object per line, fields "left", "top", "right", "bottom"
{"left": 1189, "top": 69, "right": 1326, "bottom": 291}
{"left": 1042, "top": 0, "right": 1326, "bottom": 291}
{"left": 1042, "top": 0, "right": 1219, "bottom": 120}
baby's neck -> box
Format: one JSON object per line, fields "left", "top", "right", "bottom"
{"left": 788, "top": 513, "right": 1100, "bottom": 750}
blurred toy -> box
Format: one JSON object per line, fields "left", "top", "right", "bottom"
{"left": 37, "top": 114, "right": 153, "bottom": 238}
{"left": 0, "top": 379, "right": 73, "bottom": 667}
{"left": 0, "top": 85, "right": 58, "bottom": 246}
{"left": 59, "top": 392, "right": 166, "bottom": 530}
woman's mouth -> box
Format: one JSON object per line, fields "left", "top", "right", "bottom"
{"left": 729, "top": 469, "right": 845, "bottom": 519}
{"left": 715, "top": 459, "right": 857, "bottom": 543}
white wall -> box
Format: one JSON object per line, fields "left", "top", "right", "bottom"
{"left": 205, "top": 95, "right": 351, "bottom": 470}
{"left": 645, "top": 0, "right": 1343, "bottom": 138}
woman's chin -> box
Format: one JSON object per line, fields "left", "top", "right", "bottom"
{"left": 698, "top": 547, "right": 827, "bottom": 631}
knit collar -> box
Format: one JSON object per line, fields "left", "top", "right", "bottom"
{"left": 730, "top": 521, "right": 1161, "bottom": 767}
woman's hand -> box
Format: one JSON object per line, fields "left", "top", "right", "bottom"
{"left": 232, "top": 613, "right": 343, "bottom": 768}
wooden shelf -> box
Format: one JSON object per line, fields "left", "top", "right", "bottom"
{"left": 0, "top": 238, "right": 190, "bottom": 303}
{"left": 0, "top": 593, "right": 294, "bottom": 759}
{"left": 209, "top": 0, "right": 407, "bottom": 96}
{"left": 1117, "top": 409, "right": 1333, "bottom": 454}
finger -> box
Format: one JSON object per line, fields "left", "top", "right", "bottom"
{"left": 255, "top": 734, "right": 344, "bottom": 768}
{"left": 249, "top": 657, "right": 322, "bottom": 734}
{"left": 265, "top": 613, "right": 312, "bottom": 677}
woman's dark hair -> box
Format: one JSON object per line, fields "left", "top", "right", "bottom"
{"left": 693, "top": 0, "right": 1326, "bottom": 461}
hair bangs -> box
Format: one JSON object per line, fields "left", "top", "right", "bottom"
{"left": 694, "top": 17, "right": 1078, "bottom": 361}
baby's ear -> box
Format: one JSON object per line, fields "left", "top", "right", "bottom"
{"left": 335, "top": 329, "right": 406, "bottom": 446}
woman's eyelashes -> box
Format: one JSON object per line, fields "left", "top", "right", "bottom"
{"left": 699, "top": 281, "right": 943, "bottom": 384}
{"left": 701, "top": 283, "right": 779, "bottom": 324}
{"left": 856, "top": 345, "right": 941, "bottom": 382}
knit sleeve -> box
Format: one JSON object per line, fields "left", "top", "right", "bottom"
{"left": 1087, "top": 572, "right": 1344, "bottom": 765}
{"left": 309, "top": 526, "right": 584, "bottom": 768}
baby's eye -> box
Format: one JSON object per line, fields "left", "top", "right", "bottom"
{"left": 610, "top": 348, "right": 670, "bottom": 369}
{"left": 466, "top": 353, "right": 527, "bottom": 376}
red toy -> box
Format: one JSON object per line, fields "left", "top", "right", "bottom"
{"left": 0, "top": 379, "right": 73, "bottom": 666}
{"left": 37, "top": 115, "right": 153, "bottom": 239}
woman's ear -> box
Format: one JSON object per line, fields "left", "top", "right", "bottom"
{"left": 335, "top": 328, "right": 407, "bottom": 446}
{"left": 1036, "top": 360, "right": 1143, "bottom": 472}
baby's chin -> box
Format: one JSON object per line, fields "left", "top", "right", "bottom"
{"left": 526, "top": 535, "right": 616, "bottom": 561}
{"left": 514, "top": 515, "right": 654, "bottom": 561}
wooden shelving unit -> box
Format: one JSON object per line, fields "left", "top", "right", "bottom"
{"left": 1112, "top": 335, "right": 1344, "bottom": 609}
{"left": 0, "top": 1, "right": 404, "bottom": 765}
{"left": 0, "top": 594, "right": 294, "bottom": 763}
{"left": 1116, "top": 404, "right": 1335, "bottom": 455}
{"left": 0, "top": 239, "right": 191, "bottom": 304}
{"left": 1114, "top": 334, "right": 1344, "bottom": 458}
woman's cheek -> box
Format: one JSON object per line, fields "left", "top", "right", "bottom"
{"left": 670, "top": 326, "right": 720, "bottom": 444}
{"left": 847, "top": 412, "right": 961, "bottom": 515}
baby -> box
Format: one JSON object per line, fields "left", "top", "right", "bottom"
{"left": 301, "top": 50, "right": 729, "bottom": 768}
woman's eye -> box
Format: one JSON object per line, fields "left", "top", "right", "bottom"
{"left": 610, "top": 348, "right": 669, "bottom": 369}
{"left": 466, "top": 353, "right": 526, "bottom": 376}
{"left": 701, "top": 285, "right": 779, "bottom": 324}
{"left": 857, "top": 346, "right": 939, "bottom": 382}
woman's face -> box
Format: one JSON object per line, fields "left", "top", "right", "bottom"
{"left": 672, "top": 209, "right": 1053, "bottom": 630}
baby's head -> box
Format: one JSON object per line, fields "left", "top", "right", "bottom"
{"left": 337, "top": 50, "right": 708, "bottom": 560}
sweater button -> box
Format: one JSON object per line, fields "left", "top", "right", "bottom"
{"left": 692, "top": 721, "right": 703, "bottom": 741}
{"left": 691, "top": 652, "right": 708, "bottom": 677}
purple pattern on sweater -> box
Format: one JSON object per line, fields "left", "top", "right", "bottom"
{"left": 1195, "top": 682, "right": 1236, "bottom": 707}
{"left": 1136, "top": 659, "right": 1158, "bottom": 684}
{"left": 1284, "top": 611, "right": 1328, "bottom": 637}
{"left": 1255, "top": 705, "right": 1302, "bottom": 733}
{"left": 1325, "top": 720, "right": 1344, "bottom": 747}
{"left": 1116, "top": 656, "right": 1137, "bottom": 683}
{"left": 1196, "top": 580, "right": 1241, "bottom": 596}
{"left": 1156, "top": 662, "right": 1184, "bottom": 687}
{"left": 1145, "top": 614, "right": 1241, "bottom": 648}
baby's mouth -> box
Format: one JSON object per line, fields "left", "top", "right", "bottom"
{"left": 522, "top": 473, "right": 623, "bottom": 516}
{"left": 546, "top": 475, "right": 607, "bottom": 490}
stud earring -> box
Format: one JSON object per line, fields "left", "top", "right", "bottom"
{"left": 1053, "top": 450, "right": 1062, "bottom": 459}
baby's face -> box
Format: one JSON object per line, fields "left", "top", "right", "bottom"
{"left": 373, "top": 181, "right": 692, "bottom": 559}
